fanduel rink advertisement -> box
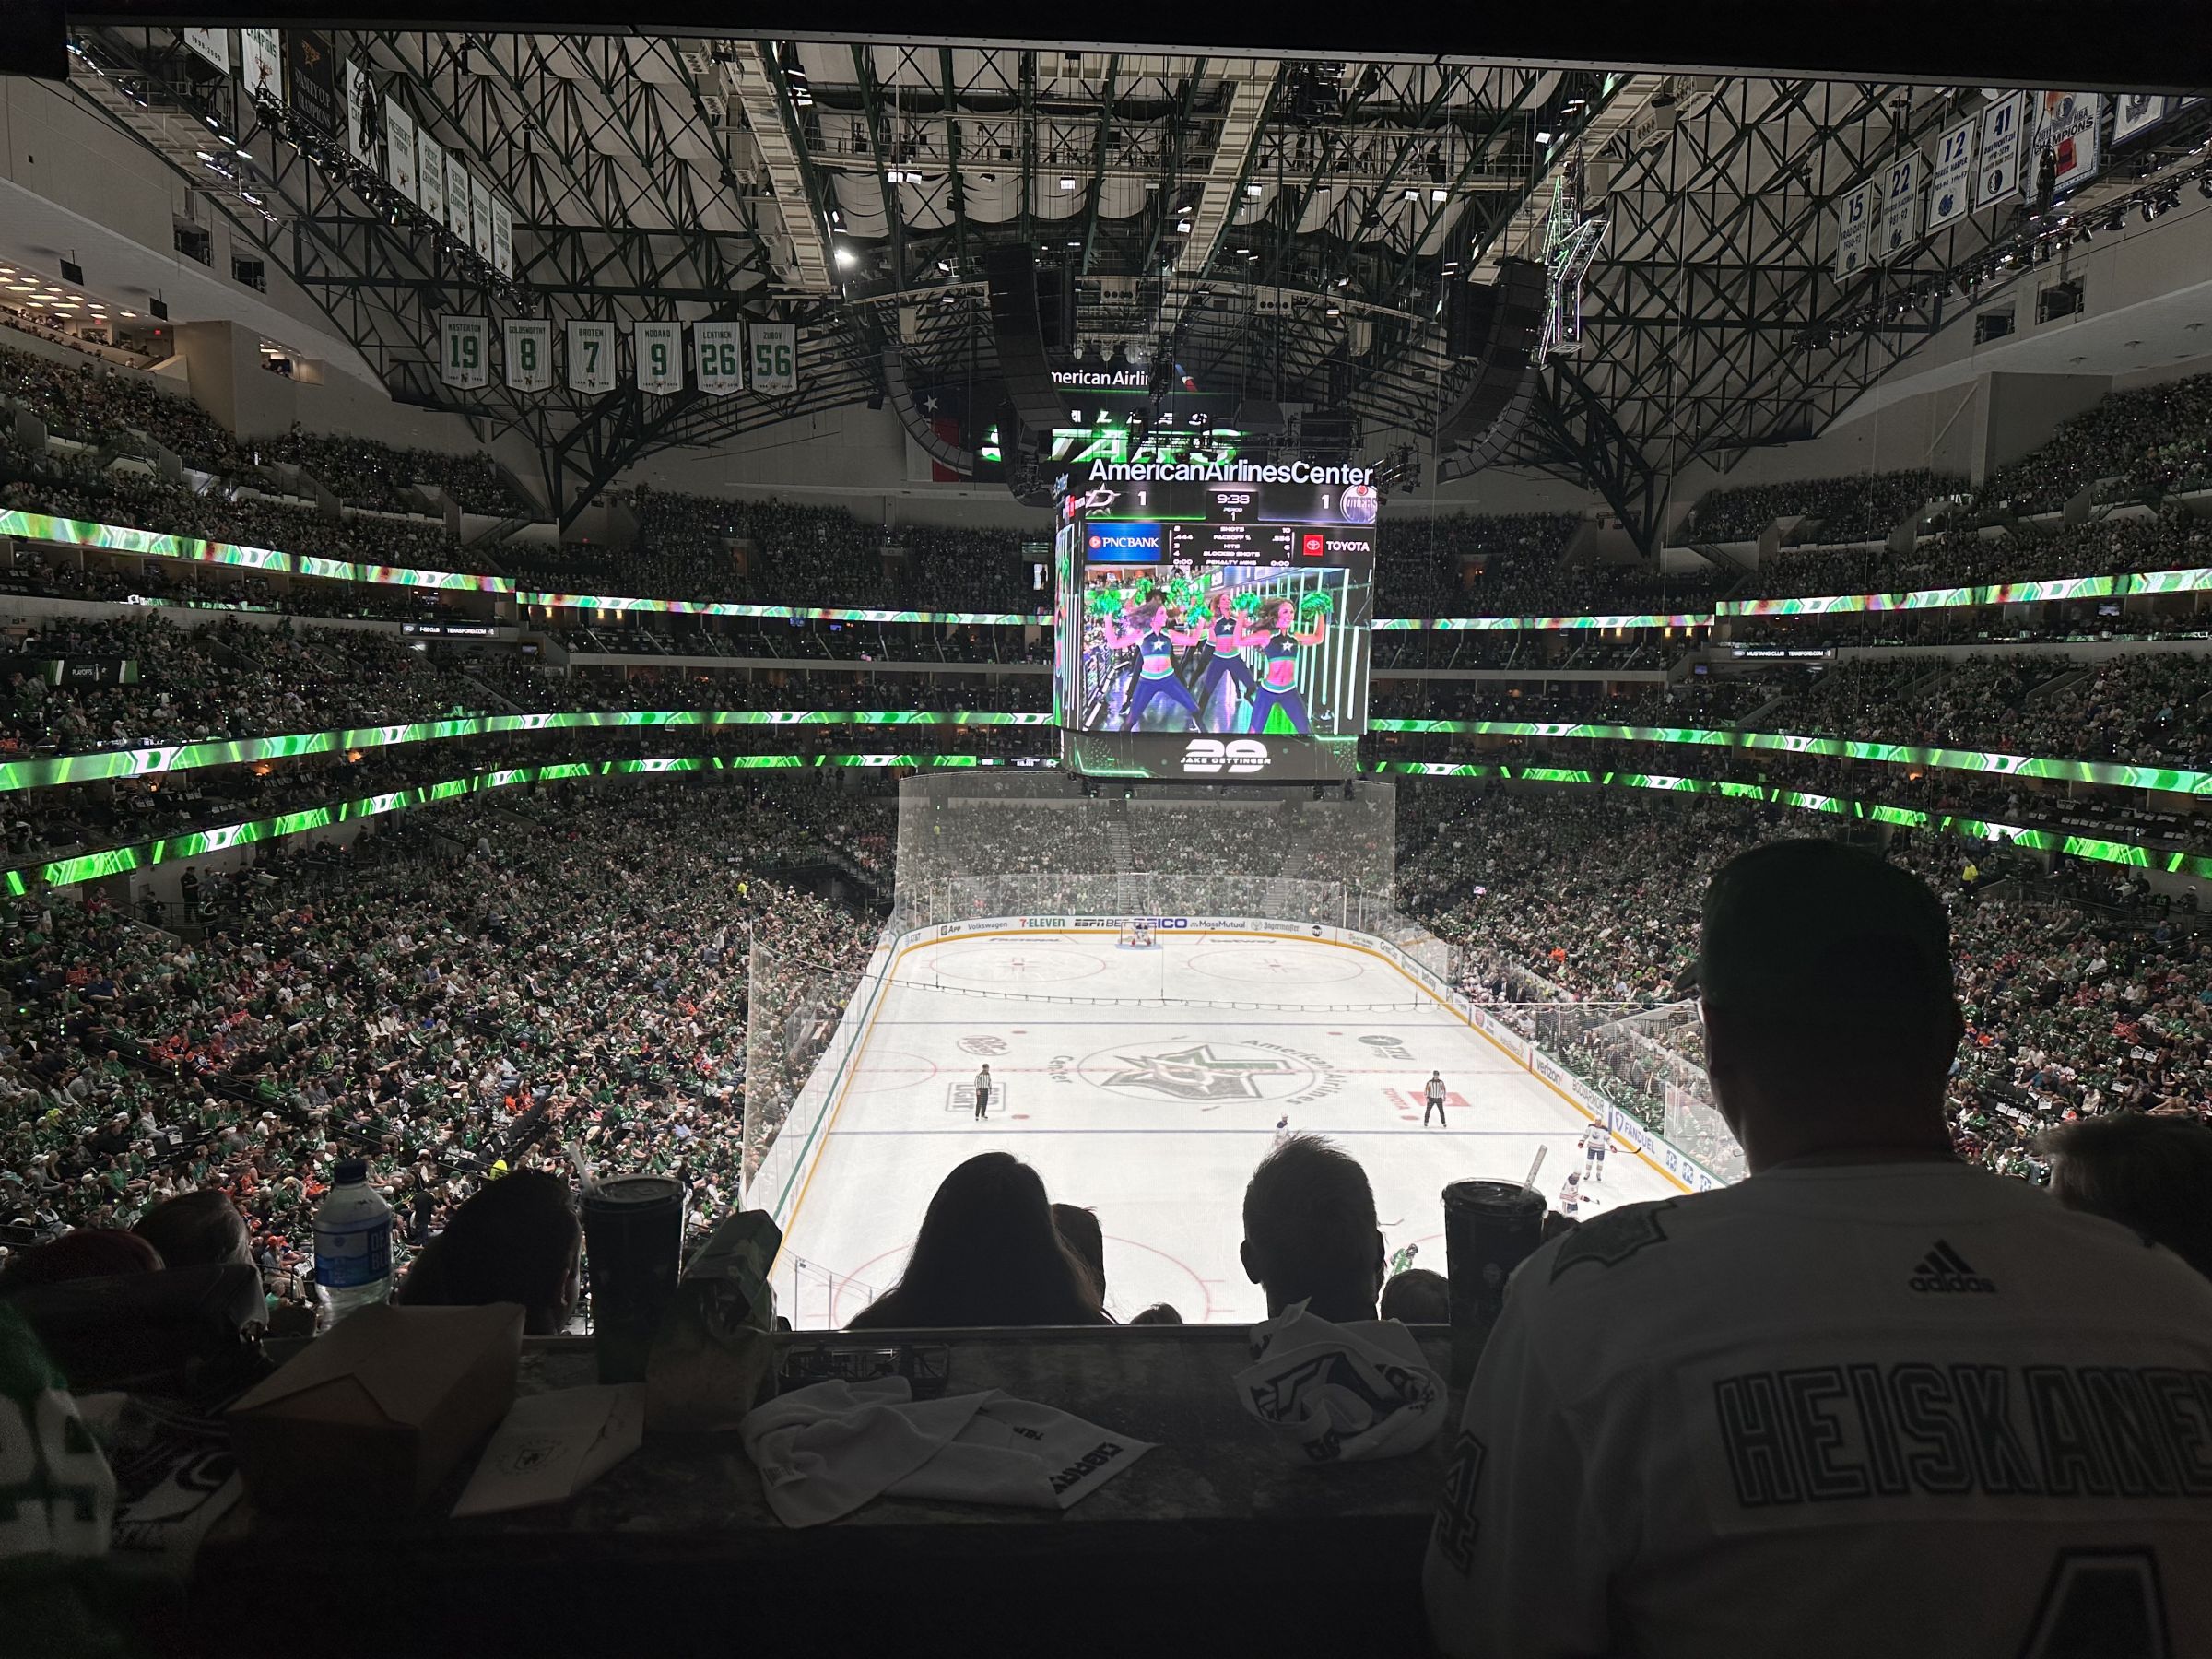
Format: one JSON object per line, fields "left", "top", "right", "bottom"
{"left": 1055, "top": 461, "right": 1376, "bottom": 782}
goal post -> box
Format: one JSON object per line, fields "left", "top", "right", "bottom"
{"left": 1117, "top": 919, "right": 1157, "bottom": 949}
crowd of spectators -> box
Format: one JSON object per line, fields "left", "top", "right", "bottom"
{"left": 1375, "top": 512, "right": 1717, "bottom": 618}
{"left": 1739, "top": 509, "right": 2212, "bottom": 602}
{"left": 1681, "top": 469, "right": 1962, "bottom": 545}
{"left": 1759, "top": 652, "right": 2209, "bottom": 769}
{"left": 1371, "top": 675, "right": 1771, "bottom": 728}
{"left": 2, "top": 341, "right": 250, "bottom": 475}
{"left": 1394, "top": 783, "right": 2208, "bottom": 1180}
{"left": 0, "top": 780, "right": 881, "bottom": 1312}
{"left": 1978, "top": 370, "right": 2212, "bottom": 513}
{"left": 0, "top": 614, "right": 491, "bottom": 754}
{"left": 263, "top": 431, "right": 521, "bottom": 516}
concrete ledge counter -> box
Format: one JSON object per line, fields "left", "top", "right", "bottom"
{"left": 188, "top": 1324, "right": 1453, "bottom": 1658}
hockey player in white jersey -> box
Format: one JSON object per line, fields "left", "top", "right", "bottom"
{"left": 1424, "top": 840, "right": 2212, "bottom": 1659}
{"left": 1579, "top": 1120, "right": 1610, "bottom": 1182}
{"left": 1557, "top": 1170, "right": 1583, "bottom": 1219}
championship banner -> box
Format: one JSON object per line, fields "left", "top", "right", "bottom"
{"left": 2112, "top": 92, "right": 2172, "bottom": 145}
{"left": 567, "top": 320, "right": 616, "bottom": 394}
{"left": 503, "top": 319, "right": 552, "bottom": 393}
{"left": 416, "top": 132, "right": 444, "bottom": 222}
{"left": 343, "top": 59, "right": 382, "bottom": 172}
{"left": 1877, "top": 152, "right": 1923, "bottom": 262}
{"left": 1833, "top": 181, "right": 1877, "bottom": 279}
{"left": 182, "top": 27, "right": 229, "bottom": 73}
{"left": 1925, "top": 115, "right": 1975, "bottom": 231}
{"left": 2025, "top": 92, "right": 2102, "bottom": 199}
{"left": 490, "top": 196, "right": 513, "bottom": 278}
{"left": 469, "top": 174, "right": 493, "bottom": 262}
{"left": 240, "top": 27, "right": 281, "bottom": 105}
{"left": 384, "top": 100, "right": 417, "bottom": 200}
{"left": 443, "top": 154, "right": 471, "bottom": 237}
{"left": 285, "top": 29, "right": 340, "bottom": 133}
{"left": 634, "top": 320, "right": 683, "bottom": 395}
{"left": 750, "top": 322, "right": 796, "bottom": 394}
{"left": 694, "top": 321, "right": 744, "bottom": 395}
{"left": 440, "top": 316, "right": 489, "bottom": 390}
{"left": 1978, "top": 91, "right": 2025, "bottom": 208}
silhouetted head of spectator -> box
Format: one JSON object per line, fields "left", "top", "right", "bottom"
{"left": 847, "top": 1153, "right": 1104, "bottom": 1329}
{"left": 132, "top": 1189, "right": 254, "bottom": 1272}
{"left": 1380, "top": 1266, "right": 1451, "bottom": 1324}
{"left": 1241, "top": 1133, "right": 1384, "bottom": 1323}
{"left": 1685, "top": 841, "right": 1962, "bottom": 1173}
{"left": 396, "top": 1170, "right": 580, "bottom": 1335}
{"left": 1126, "top": 1302, "right": 1183, "bottom": 1325}
{"left": 0, "top": 1228, "right": 162, "bottom": 1294}
{"left": 2039, "top": 1113, "right": 2212, "bottom": 1281}
{"left": 1051, "top": 1202, "right": 1105, "bottom": 1302}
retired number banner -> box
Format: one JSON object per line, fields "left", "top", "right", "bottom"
{"left": 1833, "top": 182, "right": 1878, "bottom": 279}
{"left": 503, "top": 319, "right": 552, "bottom": 393}
{"left": 1977, "top": 91, "right": 2024, "bottom": 208}
{"left": 750, "top": 323, "right": 796, "bottom": 394}
{"left": 694, "top": 322, "right": 744, "bottom": 396}
{"left": 567, "top": 320, "right": 616, "bottom": 394}
{"left": 440, "top": 316, "right": 488, "bottom": 390}
{"left": 634, "top": 321, "right": 683, "bottom": 395}
{"left": 1925, "top": 115, "right": 1974, "bottom": 231}
{"left": 1877, "top": 152, "right": 1922, "bottom": 262}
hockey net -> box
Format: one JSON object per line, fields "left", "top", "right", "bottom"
{"left": 1117, "top": 920, "right": 1158, "bottom": 949}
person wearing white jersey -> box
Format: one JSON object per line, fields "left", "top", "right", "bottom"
{"left": 1423, "top": 840, "right": 2212, "bottom": 1659}
{"left": 1578, "top": 1120, "right": 1610, "bottom": 1182}
{"left": 1424, "top": 1071, "right": 1448, "bottom": 1128}
{"left": 1557, "top": 1170, "right": 1582, "bottom": 1219}
{"left": 972, "top": 1065, "right": 992, "bottom": 1122}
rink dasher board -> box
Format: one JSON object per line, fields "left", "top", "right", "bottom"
{"left": 754, "top": 918, "right": 1730, "bottom": 1261}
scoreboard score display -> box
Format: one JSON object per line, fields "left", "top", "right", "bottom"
{"left": 1053, "top": 462, "right": 1378, "bottom": 781}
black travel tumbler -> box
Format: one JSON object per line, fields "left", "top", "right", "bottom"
{"left": 581, "top": 1174, "right": 688, "bottom": 1383}
{"left": 1441, "top": 1178, "right": 1548, "bottom": 1388}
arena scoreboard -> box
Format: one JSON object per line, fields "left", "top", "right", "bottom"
{"left": 1053, "top": 461, "right": 1377, "bottom": 781}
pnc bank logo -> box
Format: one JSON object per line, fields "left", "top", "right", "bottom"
{"left": 1180, "top": 737, "right": 1269, "bottom": 775}
{"left": 1087, "top": 523, "right": 1161, "bottom": 560}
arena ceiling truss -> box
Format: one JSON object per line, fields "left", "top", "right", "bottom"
{"left": 53, "top": 29, "right": 2095, "bottom": 547}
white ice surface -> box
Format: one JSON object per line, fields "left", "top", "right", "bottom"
{"left": 775, "top": 931, "right": 1685, "bottom": 1326}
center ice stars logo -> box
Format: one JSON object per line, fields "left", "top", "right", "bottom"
{"left": 1093, "top": 1041, "right": 1304, "bottom": 1103}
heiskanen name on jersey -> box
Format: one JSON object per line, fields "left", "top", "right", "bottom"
{"left": 1422, "top": 1161, "right": 2212, "bottom": 1658}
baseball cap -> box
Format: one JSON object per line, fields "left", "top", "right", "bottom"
{"left": 1677, "top": 840, "right": 1954, "bottom": 1018}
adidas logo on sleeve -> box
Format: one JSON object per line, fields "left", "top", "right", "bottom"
{"left": 1908, "top": 1239, "right": 1996, "bottom": 1295}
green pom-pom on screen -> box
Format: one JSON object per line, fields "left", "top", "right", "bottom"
{"left": 1298, "top": 590, "right": 1334, "bottom": 618}
{"left": 1084, "top": 588, "right": 1122, "bottom": 619}
{"left": 1230, "top": 591, "right": 1264, "bottom": 617}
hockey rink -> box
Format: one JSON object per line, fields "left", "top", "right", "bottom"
{"left": 774, "top": 929, "right": 1690, "bottom": 1326}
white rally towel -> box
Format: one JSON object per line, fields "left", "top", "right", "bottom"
{"left": 740, "top": 1377, "right": 1154, "bottom": 1528}
{"left": 1234, "top": 1303, "right": 1446, "bottom": 1464}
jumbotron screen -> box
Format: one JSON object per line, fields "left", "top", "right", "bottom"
{"left": 1053, "top": 462, "right": 1377, "bottom": 781}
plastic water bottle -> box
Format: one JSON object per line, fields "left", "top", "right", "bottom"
{"left": 314, "top": 1158, "right": 394, "bottom": 1331}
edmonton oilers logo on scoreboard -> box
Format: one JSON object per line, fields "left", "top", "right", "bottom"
{"left": 1087, "top": 522, "right": 1162, "bottom": 561}
{"left": 1339, "top": 484, "right": 1379, "bottom": 524}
